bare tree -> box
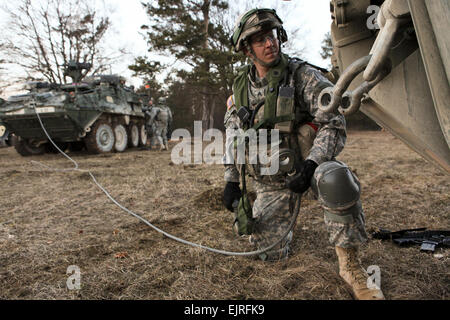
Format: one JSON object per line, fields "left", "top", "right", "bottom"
{"left": 1, "top": 0, "right": 124, "bottom": 84}
{"left": 0, "top": 44, "right": 3, "bottom": 95}
{"left": 320, "top": 32, "right": 333, "bottom": 59}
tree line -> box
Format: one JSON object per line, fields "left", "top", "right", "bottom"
{"left": 130, "top": 0, "right": 310, "bottom": 132}
{"left": 0, "top": 0, "right": 378, "bottom": 131}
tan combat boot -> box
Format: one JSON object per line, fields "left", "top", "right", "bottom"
{"left": 335, "top": 246, "right": 385, "bottom": 300}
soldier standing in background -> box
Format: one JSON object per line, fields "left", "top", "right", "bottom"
{"left": 223, "top": 8, "right": 384, "bottom": 300}
{"left": 143, "top": 99, "right": 156, "bottom": 150}
{"left": 147, "top": 97, "right": 173, "bottom": 151}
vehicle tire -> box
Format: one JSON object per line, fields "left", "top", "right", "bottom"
{"left": 128, "top": 123, "right": 139, "bottom": 148}
{"left": 0, "top": 126, "right": 8, "bottom": 146}
{"left": 85, "top": 121, "right": 115, "bottom": 154}
{"left": 139, "top": 123, "right": 148, "bottom": 146}
{"left": 14, "top": 137, "right": 46, "bottom": 156}
{"left": 114, "top": 123, "right": 128, "bottom": 152}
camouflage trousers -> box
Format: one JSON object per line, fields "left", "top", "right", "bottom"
{"left": 154, "top": 122, "right": 168, "bottom": 146}
{"left": 249, "top": 174, "right": 368, "bottom": 262}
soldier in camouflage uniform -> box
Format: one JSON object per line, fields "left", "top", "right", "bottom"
{"left": 143, "top": 99, "right": 157, "bottom": 150}
{"left": 223, "top": 8, "right": 384, "bottom": 300}
{"left": 147, "top": 97, "right": 173, "bottom": 151}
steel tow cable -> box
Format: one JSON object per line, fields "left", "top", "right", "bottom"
{"left": 31, "top": 106, "right": 299, "bottom": 257}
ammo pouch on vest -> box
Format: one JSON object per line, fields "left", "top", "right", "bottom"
{"left": 233, "top": 54, "right": 305, "bottom": 132}
{"left": 274, "top": 86, "right": 295, "bottom": 133}
{"left": 232, "top": 194, "right": 254, "bottom": 236}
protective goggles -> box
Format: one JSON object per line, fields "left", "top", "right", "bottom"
{"left": 248, "top": 28, "right": 279, "bottom": 47}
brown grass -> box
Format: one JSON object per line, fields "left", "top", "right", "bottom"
{"left": 0, "top": 130, "right": 449, "bottom": 300}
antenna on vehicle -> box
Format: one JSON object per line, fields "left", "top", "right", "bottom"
{"left": 63, "top": 61, "right": 92, "bottom": 84}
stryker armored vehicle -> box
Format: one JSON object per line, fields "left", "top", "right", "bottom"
{"left": 321, "top": 0, "right": 449, "bottom": 174}
{"left": 0, "top": 62, "right": 148, "bottom": 156}
{"left": 0, "top": 125, "right": 12, "bottom": 148}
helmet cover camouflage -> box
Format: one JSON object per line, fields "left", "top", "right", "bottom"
{"left": 230, "top": 8, "right": 287, "bottom": 52}
{"left": 157, "top": 96, "right": 167, "bottom": 104}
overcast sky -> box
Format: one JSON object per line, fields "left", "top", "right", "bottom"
{"left": 1, "top": 0, "right": 332, "bottom": 95}
{"left": 107, "top": 0, "right": 332, "bottom": 86}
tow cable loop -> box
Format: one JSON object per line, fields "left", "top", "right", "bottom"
{"left": 31, "top": 106, "right": 299, "bottom": 257}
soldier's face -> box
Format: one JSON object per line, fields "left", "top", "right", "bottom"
{"left": 247, "top": 29, "right": 280, "bottom": 64}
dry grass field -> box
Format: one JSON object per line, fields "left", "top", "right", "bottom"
{"left": 0, "top": 130, "right": 448, "bottom": 300}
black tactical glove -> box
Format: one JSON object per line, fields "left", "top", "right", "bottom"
{"left": 286, "top": 160, "right": 318, "bottom": 194}
{"left": 223, "top": 182, "right": 242, "bottom": 212}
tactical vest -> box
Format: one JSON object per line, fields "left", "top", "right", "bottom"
{"left": 232, "top": 53, "right": 313, "bottom": 133}
{"left": 232, "top": 54, "right": 316, "bottom": 184}
{"left": 156, "top": 106, "right": 170, "bottom": 123}
{"left": 230, "top": 54, "right": 320, "bottom": 235}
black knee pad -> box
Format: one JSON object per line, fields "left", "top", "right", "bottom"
{"left": 311, "top": 161, "right": 360, "bottom": 213}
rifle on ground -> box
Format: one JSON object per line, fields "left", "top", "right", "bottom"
{"left": 372, "top": 227, "right": 450, "bottom": 252}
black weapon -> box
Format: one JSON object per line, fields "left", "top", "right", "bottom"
{"left": 372, "top": 228, "right": 450, "bottom": 252}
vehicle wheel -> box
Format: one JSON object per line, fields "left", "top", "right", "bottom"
{"left": 14, "top": 137, "right": 46, "bottom": 156}
{"left": 114, "top": 123, "right": 128, "bottom": 152}
{"left": 0, "top": 126, "right": 8, "bottom": 145}
{"left": 139, "top": 123, "right": 148, "bottom": 146}
{"left": 85, "top": 121, "right": 115, "bottom": 154}
{"left": 128, "top": 123, "right": 139, "bottom": 148}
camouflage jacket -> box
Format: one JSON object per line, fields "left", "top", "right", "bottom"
{"left": 148, "top": 105, "right": 173, "bottom": 126}
{"left": 224, "top": 57, "right": 347, "bottom": 183}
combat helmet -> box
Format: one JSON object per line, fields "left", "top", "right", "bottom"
{"left": 230, "top": 8, "right": 288, "bottom": 52}
{"left": 157, "top": 96, "right": 167, "bottom": 104}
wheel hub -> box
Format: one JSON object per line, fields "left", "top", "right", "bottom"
{"left": 100, "top": 130, "right": 110, "bottom": 146}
